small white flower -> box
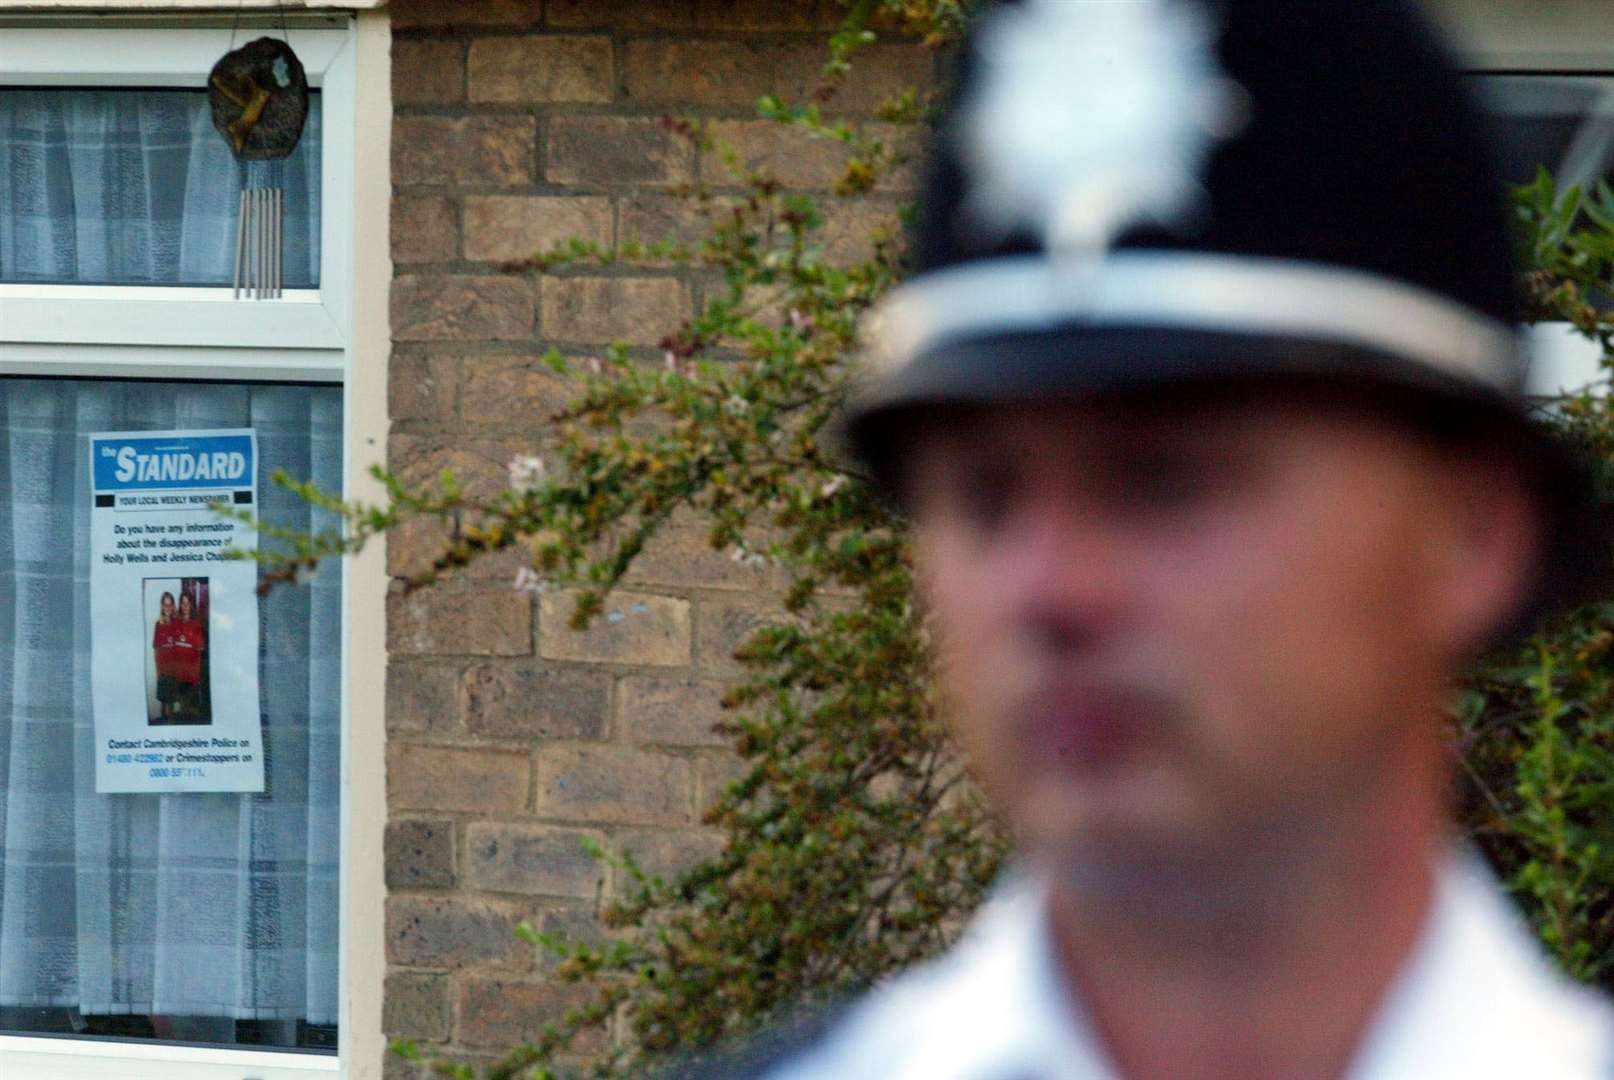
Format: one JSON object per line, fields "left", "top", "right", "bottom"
{"left": 726, "top": 543, "right": 769, "bottom": 568}
{"left": 819, "top": 474, "right": 848, "bottom": 499}
{"left": 512, "top": 566, "right": 549, "bottom": 594}
{"left": 723, "top": 394, "right": 751, "bottom": 416}
{"left": 508, "top": 454, "right": 547, "bottom": 491}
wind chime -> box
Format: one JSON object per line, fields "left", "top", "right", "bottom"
{"left": 207, "top": 33, "right": 309, "bottom": 299}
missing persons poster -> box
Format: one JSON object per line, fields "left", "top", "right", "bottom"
{"left": 88, "top": 429, "right": 265, "bottom": 794}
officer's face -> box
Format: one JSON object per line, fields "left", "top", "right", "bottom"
{"left": 907, "top": 392, "right": 1532, "bottom": 885}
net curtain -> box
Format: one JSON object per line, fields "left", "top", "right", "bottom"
{"left": 0, "top": 379, "right": 340, "bottom": 1025}
{"left": 0, "top": 88, "right": 321, "bottom": 287}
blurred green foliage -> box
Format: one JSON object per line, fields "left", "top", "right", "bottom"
{"left": 1456, "top": 168, "right": 1614, "bottom": 992}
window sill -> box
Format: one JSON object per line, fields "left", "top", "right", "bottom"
{"left": 0, "top": 291, "right": 346, "bottom": 351}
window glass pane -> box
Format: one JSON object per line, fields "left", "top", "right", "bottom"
{"left": 0, "top": 377, "right": 340, "bottom": 1053}
{"left": 1478, "top": 75, "right": 1614, "bottom": 190}
{"left": 0, "top": 89, "right": 321, "bottom": 287}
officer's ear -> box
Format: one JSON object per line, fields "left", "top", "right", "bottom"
{"left": 1420, "top": 445, "right": 1542, "bottom": 660}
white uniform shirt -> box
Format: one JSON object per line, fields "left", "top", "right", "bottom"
{"left": 764, "top": 857, "right": 1614, "bottom": 1080}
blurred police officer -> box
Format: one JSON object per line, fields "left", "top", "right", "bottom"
{"left": 712, "top": 0, "right": 1614, "bottom": 1077}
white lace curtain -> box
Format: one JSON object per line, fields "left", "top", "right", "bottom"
{"left": 0, "top": 378, "right": 340, "bottom": 1026}
{"left": 0, "top": 88, "right": 321, "bottom": 287}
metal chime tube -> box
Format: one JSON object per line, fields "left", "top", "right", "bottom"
{"left": 232, "top": 185, "right": 286, "bottom": 300}
{"left": 233, "top": 189, "right": 247, "bottom": 299}
{"left": 256, "top": 188, "right": 267, "bottom": 300}
{"left": 273, "top": 188, "right": 283, "bottom": 298}
{"left": 249, "top": 188, "right": 260, "bottom": 299}
{"left": 268, "top": 189, "right": 277, "bottom": 298}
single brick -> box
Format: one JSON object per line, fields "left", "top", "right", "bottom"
{"left": 691, "top": 0, "right": 842, "bottom": 31}
{"left": 623, "top": 40, "right": 817, "bottom": 109}
{"left": 392, "top": 195, "right": 459, "bottom": 264}
{"left": 388, "top": 588, "right": 532, "bottom": 657}
{"left": 823, "top": 44, "right": 936, "bottom": 114}
{"left": 389, "top": 743, "right": 530, "bottom": 813}
{"left": 703, "top": 119, "right": 853, "bottom": 190}
{"left": 388, "top": 432, "right": 534, "bottom": 501}
{"left": 386, "top": 515, "right": 454, "bottom": 581}
{"left": 546, "top": 116, "right": 693, "bottom": 187}
{"left": 819, "top": 199, "right": 903, "bottom": 264}
{"left": 534, "top": 744, "right": 693, "bottom": 826}
{"left": 618, "top": 676, "right": 727, "bottom": 747}
{"left": 392, "top": 0, "right": 534, "bottom": 27}
{"left": 385, "top": 894, "right": 529, "bottom": 969}
{"left": 539, "top": 589, "right": 690, "bottom": 666}
{"left": 866, "top": 121, "right": 928, "bottom": 194}
{"left": 545, "top": 0, "right": 691, "bottom": 29}
{"left": 384, "top": 972, "right": 451, "bottom": 1041}
{"left": 392, "top": 275, "right": 534, "bottom": 342}
{"left": 393, "top": 116, "right": 535, "bottom": 187}
{"left": 384, "top": 1053, "right": 431, "bottom": 1080}
{"left": 468, "top": 36, "right": 613, "bottom": 105}
{"left": 387, "top": 659, "right": 461, "bottom": 732}
{"left": 695, "top": 748, "right": 749, "bottom": 811}
{"left": 392, "top": 40, "right": 465, "bottom": 105}
{"left": 385, "top": 818, "right": 457, "bottom": 889}
{"left": 464, "top": 822, "right": 605, "bottom": 898}
{"left": 695, "top": 599, "right": 796, "bottom": 673}
{"left": 628, "top": 40, "right": 929, "bottom": 113}
{"left": 461, "top": 664, "right": 610, "bottom": 741}
{"left": 530, "top": 904, "right": 605, "bottom": 973}
{"left": 457, "top": 978, "right": 603, "bottom": 1051}
{"left": 460, "top": 354, "right": 576, "bottom": 424}
{"left": 388, "top": 352, "right": 457, "bottom": 421}
{"left": 463, "top": 195, "right": 612, "bottom": 264}
{"left": 458, "top": 544, "right": 534, "bottom": 584}
{"left": 617, "top": 194, "right": 717, "bottom": 262}
{"left": 608, "top": 827, "right": 726, "bottom": 897}
{"left": 548, "top": 0, "right": 838, "bottom": 30}
{"left": 625, "top": 505, "right": 786, "bottom": 591}
{"left": 539, "top": 276, "right": 689, "bottom": 347}
{"left": 385, "top": 1054, "right": 500, "bottom": 1080}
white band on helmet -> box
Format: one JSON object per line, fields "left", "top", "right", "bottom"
{"left": 863, "top": 252, "right": 1522, "bottom": 392}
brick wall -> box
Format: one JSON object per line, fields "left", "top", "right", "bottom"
{"left": 384, "top": 0, "right": 930, "bottom": 1071}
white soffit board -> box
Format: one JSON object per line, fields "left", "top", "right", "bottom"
{"left": 1420, "top": 0, "right": 1614, "bottom": 71}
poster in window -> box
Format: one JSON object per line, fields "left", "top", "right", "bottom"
{"left": 88, "top": 429, "right": 265, "bottom": 793}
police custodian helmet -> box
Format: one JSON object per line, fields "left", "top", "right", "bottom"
{"left": 845, "top": 0, "right": 1611, "bottom": 619}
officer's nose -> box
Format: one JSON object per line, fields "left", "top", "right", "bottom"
{"left": 989, "top": 495, "right": 1132, "bottom": 659}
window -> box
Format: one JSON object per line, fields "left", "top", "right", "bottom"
{"left": 1476, "top": 73, "right": 1614, "bottom": 398}
{"left": 0, "top": 17, "right": 371, "bottom": 1080}
{"left": 1481, "top": 75, "right": 1614, "bottom": 195}
{"left": 0, "top": 23, "right": 354, "bottom": 366}
{"left": 1, "top": 87, "right": 323, "bottom": 287}
{"left": 1437, "top": 0, "right": 1614, "bottom": 400}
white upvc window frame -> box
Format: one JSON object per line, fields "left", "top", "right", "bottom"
{"left": 0, "top": 20, "right": 354, "bottom": 380}
{"left": 0, "top": 12, "right": 389, "bottom": 1080}
{"left": 1428, "top": 0, "right": 1614, "bottom": 399}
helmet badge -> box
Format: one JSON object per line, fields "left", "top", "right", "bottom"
{"left": 960, "top": 0, "right": 1248, "bottom": 259}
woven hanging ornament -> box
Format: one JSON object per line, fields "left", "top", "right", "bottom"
{"left": 208, "top": 37, "right": 309, "bottom": 298}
